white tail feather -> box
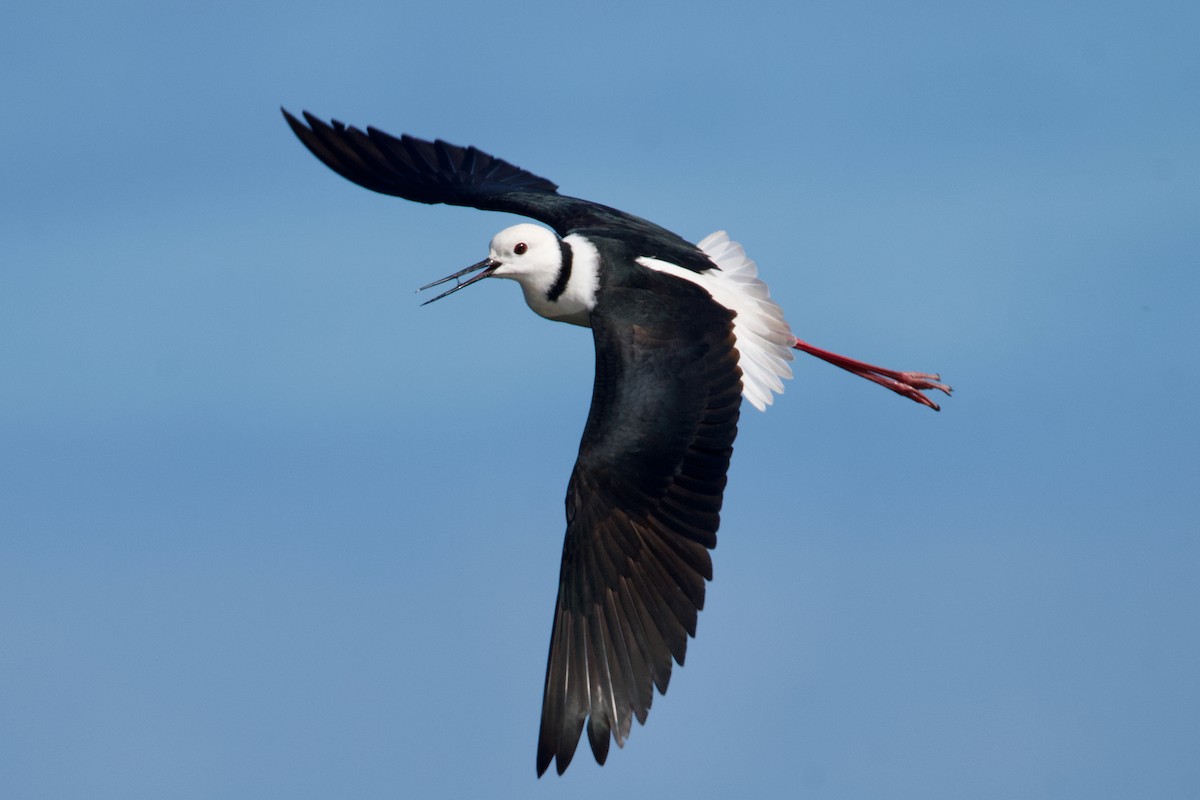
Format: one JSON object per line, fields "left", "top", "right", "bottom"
{"left": 638, "top": 232, "right": 794, "bottom": 412}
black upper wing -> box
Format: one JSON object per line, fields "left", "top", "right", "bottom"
{"left": 282, "top": 110, "right": 715, "bottom": 272}
{"left": 536, "top": 270, "right": 743, "bottom": 776}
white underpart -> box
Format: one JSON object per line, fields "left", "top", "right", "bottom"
{"left": 639, "top": 232, "right": 795, "bottom": 412}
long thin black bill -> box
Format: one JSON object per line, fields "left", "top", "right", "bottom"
{"left": 417, "top": 258, "right": 499, "bottom": 305}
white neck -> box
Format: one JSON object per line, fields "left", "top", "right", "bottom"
{"left": 518, "top": 234, "right": 601, "bottom": 327}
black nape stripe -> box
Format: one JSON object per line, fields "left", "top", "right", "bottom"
{"left": 547, "top": 238, "right": 573, "bottom": 302}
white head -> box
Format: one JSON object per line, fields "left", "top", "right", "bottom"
{"left": 418, "top": 223, "right": 599, "bottom": 326}
{"left": 487, "top": 223, "right": 564, "bottom": 289}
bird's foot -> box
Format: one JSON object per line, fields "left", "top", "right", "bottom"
{"left": 792, "top": 338, "right": 952, "bottom": 411}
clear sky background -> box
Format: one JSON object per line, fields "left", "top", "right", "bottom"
{"left": 2, "top": 1, "right": 1197, "bottom": 798}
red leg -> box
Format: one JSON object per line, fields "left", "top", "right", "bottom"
{"left": 793, "top": 338, "right": 952, "bottom": 411}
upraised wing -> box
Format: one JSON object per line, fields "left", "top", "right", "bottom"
{"left": 282, "top": 109, "right": 715, "bottom": 272}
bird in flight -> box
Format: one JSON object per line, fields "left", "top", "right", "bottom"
{"left": 282, "top": 109, "right": 950, "bottom": 776}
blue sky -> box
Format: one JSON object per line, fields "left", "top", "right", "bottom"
{"left": 2, "top": 1, "right": 1197, "bottom": 798}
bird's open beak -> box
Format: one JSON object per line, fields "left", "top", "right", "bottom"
{"left": 417, "top": 258, "right": 500, "bottom": 305}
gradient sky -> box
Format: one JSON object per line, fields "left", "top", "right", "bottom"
{"left": 2, "top": 1, "right": 1198, "bottom": 798}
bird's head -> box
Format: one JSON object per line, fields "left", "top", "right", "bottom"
{"left": 418, "top": 223, "right": 562, "bottom": 305}
{"left": 487, "top": 224, "right": 563, "bottom": 284}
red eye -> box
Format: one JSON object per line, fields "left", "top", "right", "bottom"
{"left": 514, "top": 242, "right": 528, "bottom": 255}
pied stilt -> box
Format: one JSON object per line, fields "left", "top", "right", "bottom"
{"left": 282, "top": 109, "right": 951, "bottom": 776}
